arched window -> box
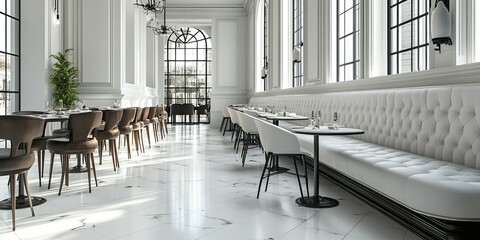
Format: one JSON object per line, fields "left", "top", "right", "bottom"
{"left": 164, "top": 27, "right": 212, "bottom": 107}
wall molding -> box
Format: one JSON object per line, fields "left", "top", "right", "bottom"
{"left": 253, "top": 62, "right": 480, "bottom": 97}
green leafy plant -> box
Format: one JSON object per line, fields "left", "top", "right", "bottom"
{"left": 50, "top": 49, "right": 80, "bottom": 110}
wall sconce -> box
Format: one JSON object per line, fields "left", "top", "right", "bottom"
{"left": 292, "top": 42, "right": 303, "bottom": 63}
{"left": 261, "top": 66, "right": 268, "bottom": 79}
{"left": 54, "top": 0, "right": 60, "bottom": 25}
{"left": 431, "top": 0, "right": 452, "bottom": 53}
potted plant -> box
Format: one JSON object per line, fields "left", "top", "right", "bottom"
{"left": 50, "top": 49, "right": 80, "bottom": 110}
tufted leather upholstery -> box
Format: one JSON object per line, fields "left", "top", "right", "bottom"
{"left": 250, "top": 85, "right": 480, "bottom": 220}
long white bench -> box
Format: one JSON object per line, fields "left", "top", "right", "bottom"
{"left": 250, "top": 85, "right": 480, "bottom": 239}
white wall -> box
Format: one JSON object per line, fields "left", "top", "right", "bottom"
{"left": 246, "top": 0, "right": 480, "bottom": 98}
{"left": 21, "top": 0, "right": 61, "bottom": 111}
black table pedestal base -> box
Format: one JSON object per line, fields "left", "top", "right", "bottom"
{"left": 295, "top": 196, "right": 339, "bottom": 208}
{"left": 0, "top": 195, "right": 47, "bottom": 209}
{"left": 69, "top": 165, "right": 88, "bottom": 173}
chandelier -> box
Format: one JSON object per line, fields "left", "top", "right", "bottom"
{"left": 145, "top": 0, "right": 174, "bottom": 35}
{"left": 134, "top": 0, "right": 166, "bottom": 15}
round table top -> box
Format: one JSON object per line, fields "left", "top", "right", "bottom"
{"left": 266, "top": 115, "right": 309, "bottom": 121}
{"left": 291, "top": 126, "right": 364, "bottom": 136}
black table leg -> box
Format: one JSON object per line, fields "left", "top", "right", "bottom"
{"left": 0, "top": 175, "right": 46, "bottom": 209}
{"left": 296, "top": 135, "right": 339, "bottom": 208}
{"left": 70, "top": 154, "right": 88, "bottom": 173}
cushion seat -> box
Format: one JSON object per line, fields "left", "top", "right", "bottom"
{"left": 294, "top": 134, "right": 480, "bottom": 220}
{"left": 97, "top": 129, "right": 120, "bottom": 139}
{"left": 0, "top": 150, "right": 35, "bottom": 175}
{"left": 47, "top": 138, "right": 98, "bottom": 154}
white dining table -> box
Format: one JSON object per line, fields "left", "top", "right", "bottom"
{"left": 291, "top": 126, "right": 364, "bottom": 208}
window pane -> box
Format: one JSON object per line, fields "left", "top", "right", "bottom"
{"left": 7, "top": 0, "right": 19, "bottom": 19}
{"left": 6, "top": 55, "right": 19, "bottom": 91}
{"left": 0, "top": 15, "right": 5, "bottom": 53}
{"left": 7, "top": 18, "right": 19, "bottom": 55}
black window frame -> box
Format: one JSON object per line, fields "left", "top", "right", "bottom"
{"left": 0, "top": 0, "right": 20, "bottom": 116}
{"left": 292, "top": 0, "right": 303, "bottom": 87}
{"left": 387, "top": 0, "right": 430, "bottom": 75}
{"left": 336, "top": 0, "right": 360, "bottom": 82}
{"left": 164, "top": 27, "right": 211, "bottom": 120}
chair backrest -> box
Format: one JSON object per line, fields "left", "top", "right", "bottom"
{"left": 221, "top": 106, "right": 230, "bottom": 118}
{"left": 148, "top": 106, "right": 157, "bottom": 119}
{"left": 253, "top": 117, "right": 302, "bottom": 155}
{"left": 0, "top": 116, "right": 45, "bottom": 158}
{"left": 236, "top": 112, "right": 258, "bottom": 134}
{"left": 102, "top": 109, "right": 123, "bottom": 130}
{"left": 133, "top": 107, "right": 143, "bottom": 123}
{"left": 156, "top": 105, "right": 165, "bottom": 117}
{"left": 118, "top": 108, "right": 136, "bottom": 127}
{"left": 68, "top": 111, "right": 103, "bottom": 142}
{"left": 141, "top": 107, "right": 150, "bottom": 121}
{"left": 243, "top": 109, "right": 259, "bottom": 117}
{"left": 227, "top": 108, "right": 239, "bottom": 124}
{"left": 197, "top": 105, "right": 209, "bottom": 115}
{"left": 171, "top": 103, "right": 195, "bottom": 115}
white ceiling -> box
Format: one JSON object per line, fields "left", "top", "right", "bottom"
{"left": 168, "top": 0, "right": 248, "bottom": 8}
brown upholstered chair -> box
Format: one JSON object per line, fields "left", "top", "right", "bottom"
{"left": 13, "top": 111, "right": 50, "bottom": 186}
{"left": 118, "top": 108, "right": 136, "bottom": 159}
{"left": 97, "top": 109, "right": 123, "bottom": 171}
{"left": 196, "top": 104, "right": 210, "bottom": 124}
{"left": 147, "top": 106, "right": 159, "bottom": 143}
{"left": 47, "top": 111, "right": 103, "bottom": 195}
{"left": 170, "top": 103, "right": 195, "bottom": 124}
{"left": 131, "top": 107, "right": 144, "bottom": 155}
{"left": 156, "top": 105, "right": 168, "bottom": 139}
{"left": 139, "top": 107, "right": 151, "bottom": 148}
{"left": 0, "top": 115, "right": 44, "bottom": 231}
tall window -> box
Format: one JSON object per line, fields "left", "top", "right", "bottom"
{"left": 337, "top": 0, "right": 360, "bottom": 82}
{"left": 164, "top": 27, "right": 212, "bottom": 107}
{"left": 292, "top": 0, "right": 303, "bottom": 87}
{"left": 0, "top": 0, "right": 20, "bottom": 115}
{"left": 388, "top": 0, "right": 429, "bottom": 75}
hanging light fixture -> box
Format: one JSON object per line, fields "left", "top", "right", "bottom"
{"left": 134, "top": 0, "right": 165, "bottom": 15}
{"left": 146, "top": 0, "right": 174, "bottom": 35}
{"left": 261, "top": 63, "right": 268, "bottom": 79}
{"left": 54, "top": 0, "right": 60, "bottom": 25}
{"left": 431, "top": 0, "right": 452, "bottom": 53}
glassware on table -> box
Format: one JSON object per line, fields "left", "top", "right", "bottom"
{"left": 316, "top": 110, "right": 322, "bottom": 128}
{"left": 332, "top": 112, "right": 339, "bottom": 129}
{"left": 308, "top": 110, "right": 316, "bottom": 129}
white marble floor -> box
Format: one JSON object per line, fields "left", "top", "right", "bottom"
{"left": 0, "top": 125, "right": 422, "bottom": 240}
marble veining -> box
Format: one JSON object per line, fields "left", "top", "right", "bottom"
{"left": 0, "top": 125, "right": 422, "bottom": 240}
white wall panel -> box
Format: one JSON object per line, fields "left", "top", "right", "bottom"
{"left": 216, "top": 20, "right": 240, "bottom": 89}
{"left": 81, "top": 0, "right": 111, "bottom": 85}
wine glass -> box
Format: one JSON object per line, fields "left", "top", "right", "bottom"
{"left": 333, "top": 112, "right": 339, "bottom": 129}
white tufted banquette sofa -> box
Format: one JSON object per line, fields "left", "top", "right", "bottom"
{"left": 250, "top": 85, "right": 480, "bottom": 239}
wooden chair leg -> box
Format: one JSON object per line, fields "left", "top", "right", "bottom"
{"left": 109, "top": 140, "right": 116, "bottom": 171}
{"left": 22, "top": 172, "right": 35, "bottom": 217}
{"left": 113, "top": 139, "right": 119, "bottom": 168}
{"left": 126, "top": 134, "right": 132, "bottom": 159}
{"left": 58, "top": 155, "right": 66, "bottom": 195}
{"left": 41, "top": 150, "right": 46, "bottom": 177}
{"left": 98, "top": 140, "right": 103, "bottom": 165}
{"left": 10, "top": 174, "right": 16, "bottom": 231}
{"left": 48, "top": 153, "right": 55, "bottom": 189}
{"left": 86, "top": 154, "right": 92, "bottom": 193}
{"left": 91, "top": 153, "right": 98, "bottom": 187}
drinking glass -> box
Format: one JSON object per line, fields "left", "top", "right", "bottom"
{"left": 333, "top": 112, "right": 339, "bottom": 129}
